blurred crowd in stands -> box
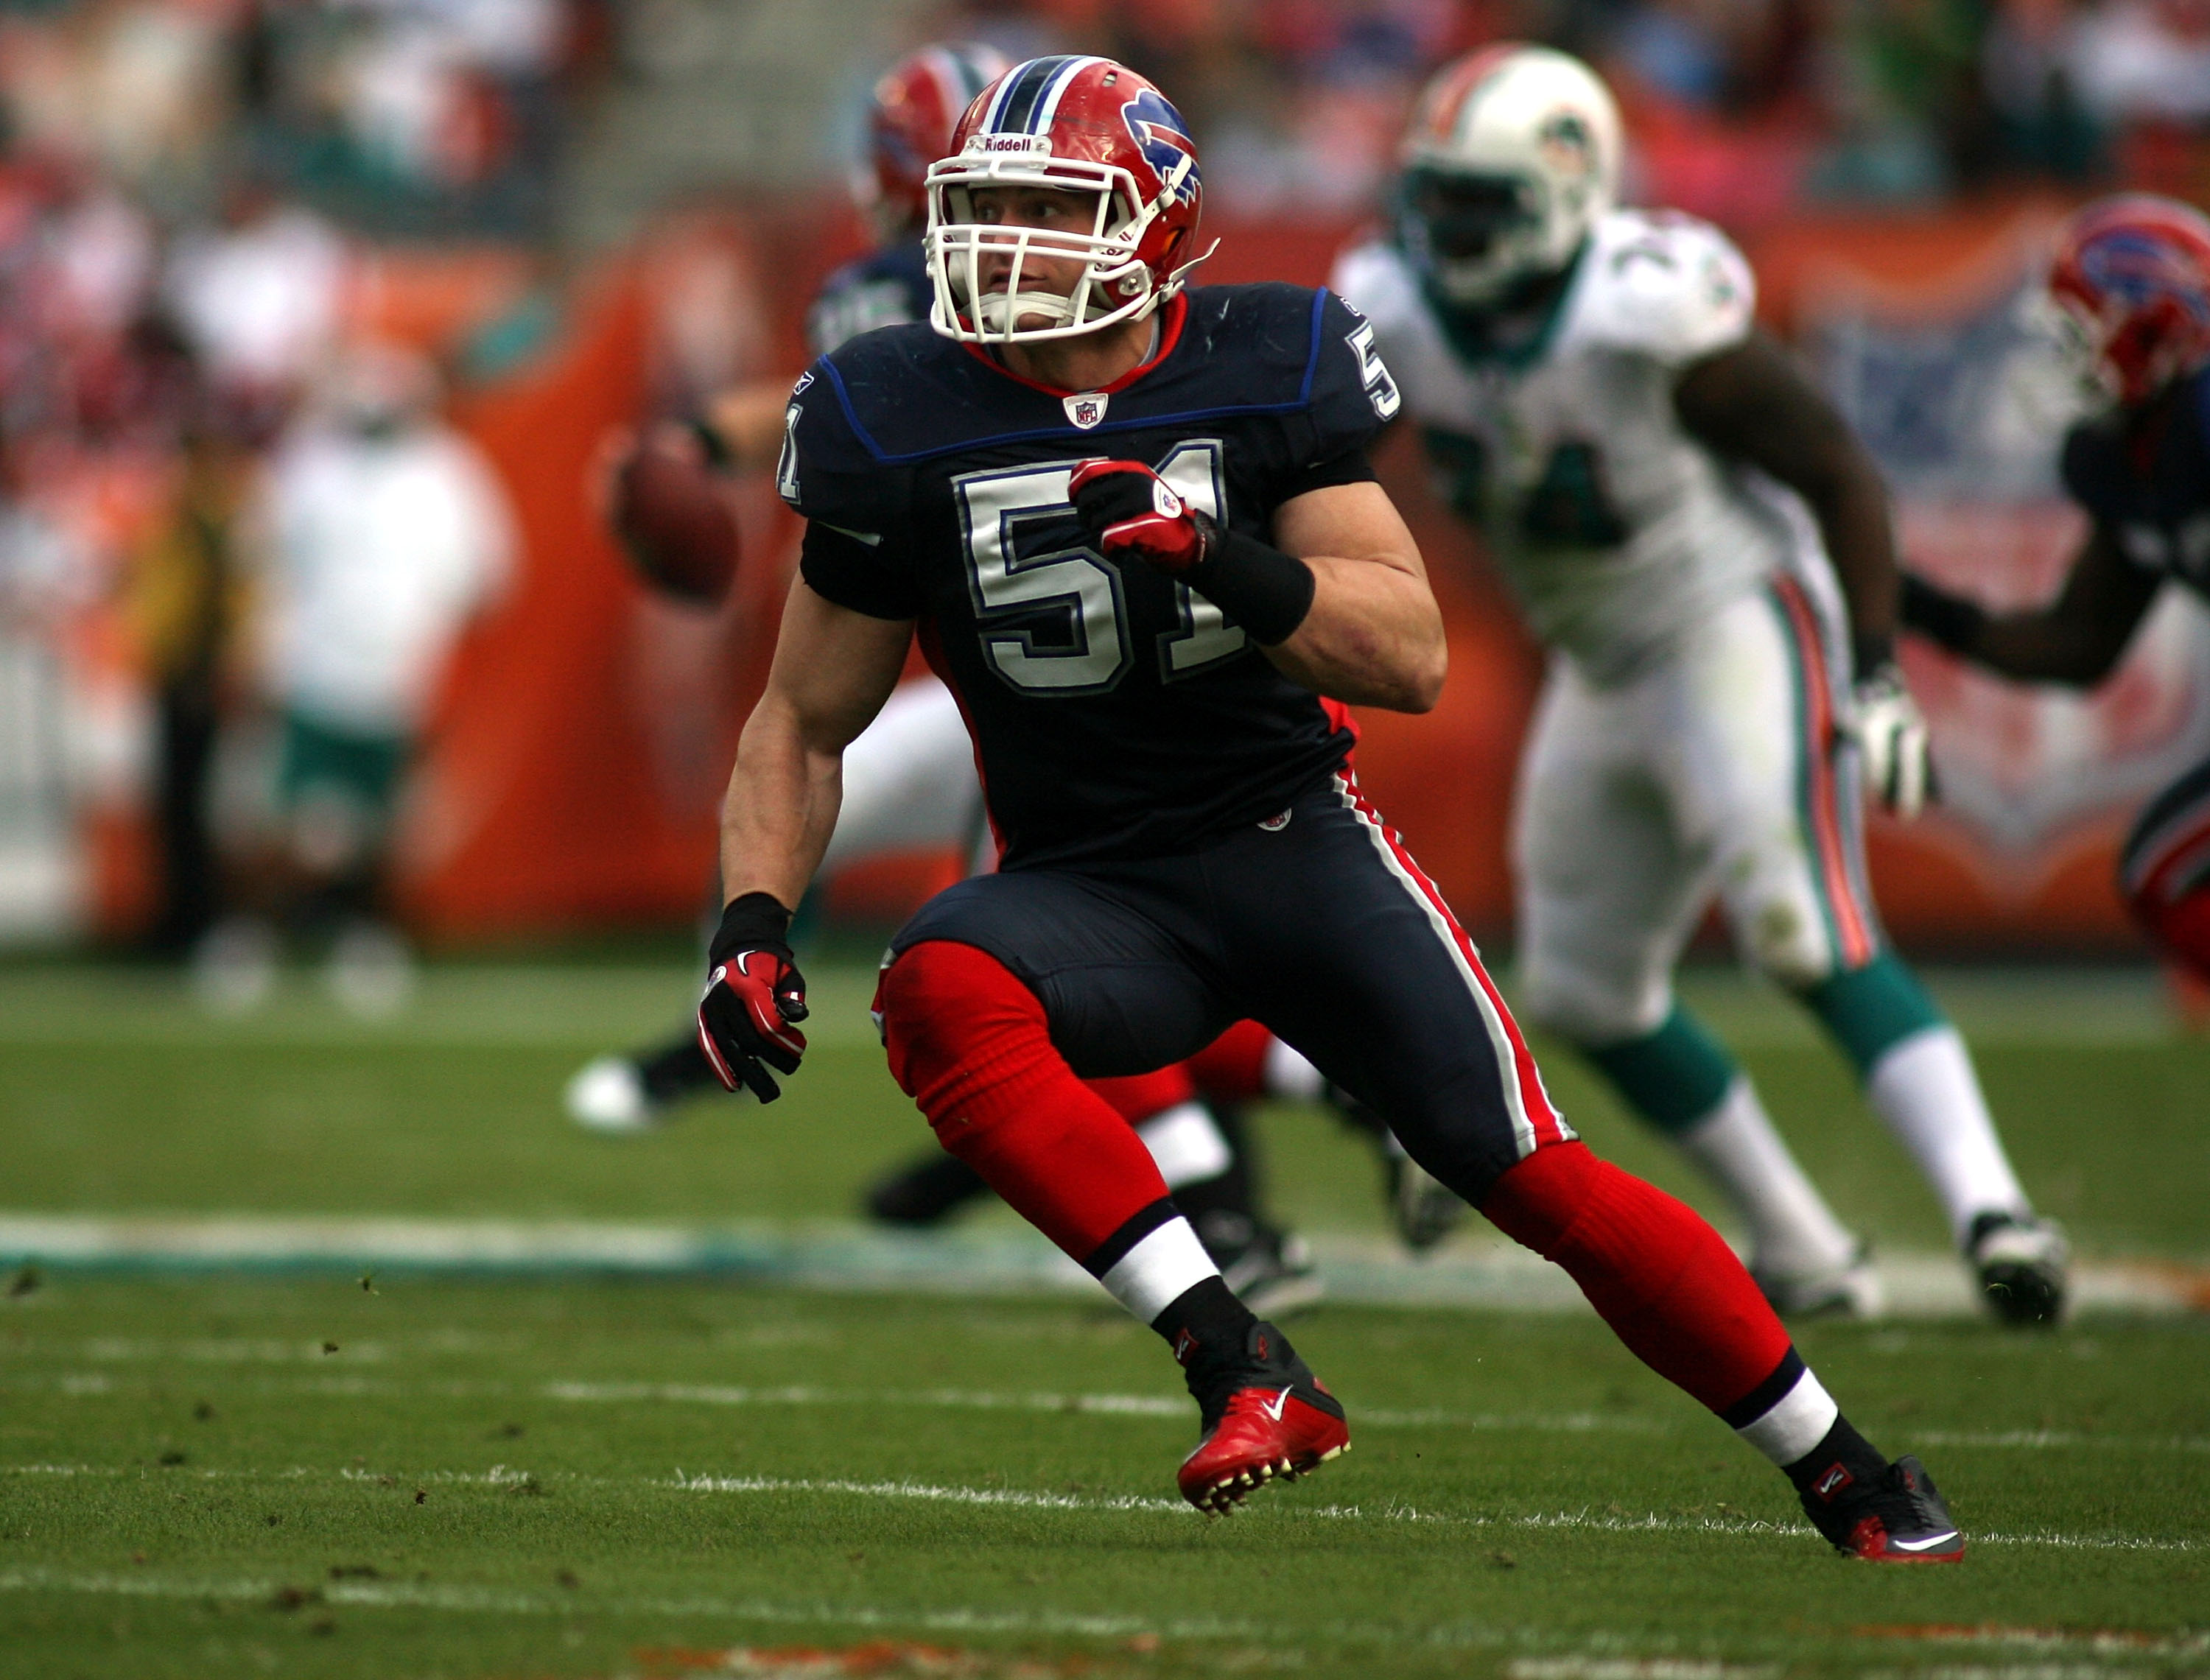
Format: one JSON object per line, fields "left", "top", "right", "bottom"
{"left": 0, "top": 0, "right": 2204, "bottom": 976}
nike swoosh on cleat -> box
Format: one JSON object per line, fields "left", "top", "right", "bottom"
{"left": 1261, "top": 1387, "right": 1293, "bottom": 1421}
{"left": 1890, "top": 1530, "right": 1960, "bottom": 1552}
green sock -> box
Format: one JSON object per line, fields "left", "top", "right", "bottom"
{"left": 1797, "top": 950, "right": 1944, "bottom": 1077}
{"left": 1581, "top": 1005, "right": 1738, "bottom": 1136}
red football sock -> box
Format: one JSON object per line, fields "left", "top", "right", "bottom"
{"left": 877, "top": 940, "right": 1172, "bottom": 1261}
{"left": 1185, "top": 1019, "right": 1274, "bottom": 1106}
{"left": 1087, "top": 1064, "right": 1199, "bottom": 1123}
{"left": 1479, "top": 1142, "right": 1792, "bottom": 1414}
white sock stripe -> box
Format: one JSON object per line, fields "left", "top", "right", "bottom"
{"left": 1331, "top": 775, "right": 1552, "bottom": 1159}
{"left": 1096, "top": 1218, "right": 1215, "bottom": 1325}
{"left": 1134, "top": 1102, "right": 1232, "bottom": 1189}
{"left": 1733, "top": 1368, "right": 1838, "bottom": 1468}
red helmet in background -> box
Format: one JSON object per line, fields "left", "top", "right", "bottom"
{"left": 860, "top": 42, "right": 1011, "bottom": 242}
{"left": 2048, "top": 194, "right": 2210, "bottom": 407}
{"left": 925, "top": 55, "right": 1208, "bottom": 344}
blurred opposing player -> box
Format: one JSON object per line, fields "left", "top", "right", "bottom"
{"left": 1332, "top": 46, "right": 2066, "bottom": 1324}
{"left": 699, "top": 52, "right": 1965, "bottom": 1558}
{"left": 565, "top": 43, "right": 1319, "bottom": 1310}
{"left": 1901, "top": 196, "right": 2210, "bottom": 989}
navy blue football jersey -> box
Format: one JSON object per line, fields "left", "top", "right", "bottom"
{"left": 779, "top": 283, "right": 1397, "bottom": 869}
{"left": 806, "top": 242, "right": 933, "bottom": 359}
{"left": 2061, "top": 367, "right": 2210, "bottom": 596}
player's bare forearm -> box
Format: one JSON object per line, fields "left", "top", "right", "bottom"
{"left": 1675, "top": 331, "right": 1898, "bottom": 671}
{"left": 718, "top": 577, "right": 914, "bottom": 907}
{"left": 1269, "top": 481, "right": 1447, "bottom": 711}
{"left": 1903, "top": 526, "right": 2159, "bottom": 686}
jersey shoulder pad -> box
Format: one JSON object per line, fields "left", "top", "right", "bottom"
{"left": 1327, "top": 239, "right": 1423, "bottom": 342}
{"left": 1186, "top": 281, "right": 1400, "bottom": 462}
{"left": 777, "top": 342, "right": 925, "bottom": 538}
{"left": 1571, "top": 209, "right": 1755, "bottom": 367}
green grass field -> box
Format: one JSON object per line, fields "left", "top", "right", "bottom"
{"left": 3, "top": 959, "right": 2207, "bottom": 1679}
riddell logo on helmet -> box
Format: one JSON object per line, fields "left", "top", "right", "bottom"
{"left": 969, "top": 133, "right": 1050, "bottom": 156}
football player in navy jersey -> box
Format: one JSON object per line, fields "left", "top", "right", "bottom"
{"left": 1902, "top": 195, "right": 2210, "bottom": 988}
{"left": 696, "top": 53, "right": 1963, "bottom": 1556}
{"left": 565, "top": 42, "right": 1325, "bottom": 1312}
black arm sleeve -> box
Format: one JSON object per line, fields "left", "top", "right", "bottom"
{"left": 798, "top": 523, "right": 920, "bottom": 621}
{"left": 1282, "top": 446, "right": 1378, "bottom": 500}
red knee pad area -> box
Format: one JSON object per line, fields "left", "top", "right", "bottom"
{"left": 876, "top": 941, "right": 1171, "bottom": 1259}
{"left": 1479, "top": 1143, "right": 1791, "bottom": 1415}
{"left": 1185, "top": 1019, "right": 1274, "bottom": 1106}
{"left": 1087, "top": 1064, "right": 1199, "bottom": 1124}
{"left": 2130, "top": 874, "right": 2210, "bottom": 984}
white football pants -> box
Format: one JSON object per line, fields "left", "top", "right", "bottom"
{"left": 819, "top": 675, "right": 987, "bottom": 876}
{"left": 1514, "top": 570, "right": 1881, "bottom": 1044}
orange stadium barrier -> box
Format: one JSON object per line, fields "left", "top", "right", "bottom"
{"left": 74, "top": 203, "right": 2200, "bottom": 960}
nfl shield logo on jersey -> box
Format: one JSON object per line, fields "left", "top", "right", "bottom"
{"left": 1064, "top": 392, "right": 1109, "bottom": 429}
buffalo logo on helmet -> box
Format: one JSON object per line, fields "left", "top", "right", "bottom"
{"left": 1121, "top": 87, "right": 1201, "bottom": 205}
{"left": 2077, "top": 231, "right": 2210, "bottom": 319}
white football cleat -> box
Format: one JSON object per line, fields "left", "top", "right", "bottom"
{"left": 1753, "top": 1243, "right": 1885, "bottom": 1320}
{"left": 1967, "top": 1212, "right": 2069, "bottom": 1326}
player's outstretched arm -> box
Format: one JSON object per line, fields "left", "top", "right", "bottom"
{"left": 1901, "top": 523, "right": 2162, "bottom": 686}
{"left": 719, "top": 577, "right": 915, "bottom": 909}
{"left": 1268, "top": 481, "right": 1447, "bottom": 712}
{"left": 1673, "top": 330, "right": 1899, "bottom": 675}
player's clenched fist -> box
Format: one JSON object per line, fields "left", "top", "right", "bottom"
{"left": 1848, "top": 664, "right": 1933, "bottom": 820}
{"left": 1070, "top": 458, "right": 1213, "bottom": 573}
{"left": 696, "top": 892, "right": 810, "bottom": 1102}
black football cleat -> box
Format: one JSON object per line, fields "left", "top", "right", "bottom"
{"left": 1176, "top": 1320, "right": 1348, "bottom": 1514}
{"left": 1967, "top": 1212, "right": 2069, "bottom": 1326}
{"left": 1801, "top": 1453, "right": 1965, "bottom": 1562}
{"left": 863, "top": 1152, "right": 992, "bottom": 1226}
{"left": 1197, "top": 1212, "right": 1325, "bottom": 1318}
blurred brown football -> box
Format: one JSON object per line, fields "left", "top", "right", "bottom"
{"left": 610, "top": 425, "right": 741, "bottom": 605}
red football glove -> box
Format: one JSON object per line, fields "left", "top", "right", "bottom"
{"left": 1069, "top": 457, "right": 1214, "bottom": 574}
{"left": 696, "top": 893, "right": 809, "bottom": 1103}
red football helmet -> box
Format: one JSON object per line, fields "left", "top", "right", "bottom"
{"left": 925, "top": 55, "right": 1209, "bottom": 344}
{"left": 2047, "top": 194, "right": 2210, "bottom": 407}
{"left": 857, "top": 43, "right": 1011, "bottom": 242}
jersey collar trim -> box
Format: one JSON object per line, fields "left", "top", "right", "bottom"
{"left": 819, "top": 287, "right": 1330, "bottom": 466}
{"left": 958, "top": 292, "right": 1190, "bottom": 398}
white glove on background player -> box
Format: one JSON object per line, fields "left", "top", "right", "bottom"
{"left": 1848, "top": 664, "right": 1932, "bottom": 820}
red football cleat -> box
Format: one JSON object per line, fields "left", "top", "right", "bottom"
{"left": 1175, "top": 1321, "right": 1349, "bottom": 1514}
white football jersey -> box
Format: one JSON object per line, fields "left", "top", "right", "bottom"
{"left": 1333, "top": 209, "right": 1811, "bottom": 680}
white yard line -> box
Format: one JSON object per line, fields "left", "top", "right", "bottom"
{"left": 3, "top": 1212, "right": 2203, "bottom": 1318}
{"left": 3, "top": 1462, "right": 2197, "bottom": 1553}
{"left": 7, "top": 1366, "right": 2206, "bottom": 1453}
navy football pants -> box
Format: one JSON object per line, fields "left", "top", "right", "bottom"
{"left": 888, "top": 773, "right": 1574, "bottom": 1206}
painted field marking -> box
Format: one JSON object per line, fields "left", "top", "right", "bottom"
{"left": 4, "top": 1212, "right": 2203, "bottom": 1318}
{"left": 16, "top": 1463, "right": 2189, "bottom": 1553}
{"left": 1509, "top": 1662, "right": 1779, "bottom": 1680}
{"left": 10, "top": 1366, "right": 2209, "bottom": 1458}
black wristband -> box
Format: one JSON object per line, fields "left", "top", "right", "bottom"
{"left": 1188, "top": 518, "right": 1317, "bottom": 647}
{"left": 709, "top": 891, "right": 793, "bottom": 967}
{"left": 1850, "top": 630, "right": 1895, "bottom": 683}
{"left": 1898, "top": 574, "right": 1985, "bottom": 656}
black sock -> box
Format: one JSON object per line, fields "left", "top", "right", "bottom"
{"left": 1783, "top": 1413, "right": 1888, "bottom": 1507}
{"left": 1168, "top": 1102, "right": 1258, "bottom": 1231}
{"left": 636, "top": 1035, "right": 718, "bottom": 1102}
{"left": 1150, "top": 1275, "right": 1257, "bottom": 1368}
